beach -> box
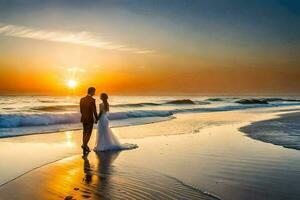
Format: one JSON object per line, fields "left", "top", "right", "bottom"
{"left": 1, "top": 104, "right": 300, "bottom": 200}
{"left": 1, "top": 0, "right": 299, "bottom": 199}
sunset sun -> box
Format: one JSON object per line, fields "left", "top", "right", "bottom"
{"left": 67, "top": 79, "right": 77, "bottom": 88}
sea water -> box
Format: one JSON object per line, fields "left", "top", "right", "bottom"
{"left": 1, "top": 95, "right": 300, "bottom": 149}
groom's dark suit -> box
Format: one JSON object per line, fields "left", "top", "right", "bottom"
{"left": 80, "top": 95, "right": 98, "bottom": 133}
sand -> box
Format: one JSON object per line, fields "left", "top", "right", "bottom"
{"left": 1, "top": 106, "right": 300, "bottom": 200}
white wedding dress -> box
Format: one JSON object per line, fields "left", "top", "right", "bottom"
{"left": 94, "top": 103, "right": 137, "bottom": 152}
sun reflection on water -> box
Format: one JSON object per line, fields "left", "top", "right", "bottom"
{"left": 64, "top": 131, "right": 75, "bottom": 148}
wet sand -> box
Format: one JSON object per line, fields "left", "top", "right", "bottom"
{"left": 0, "top": 152, "right": 218, "bottom": 200}
{"left": 1, "top": 106, "right": 300, "bottom": 200}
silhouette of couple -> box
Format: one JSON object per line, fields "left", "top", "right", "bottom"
{"left": 80, "top": 87, "right": 137, "bottom": 157}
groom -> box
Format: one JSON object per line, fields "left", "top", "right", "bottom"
{"left": 80, "top": 87, "right": 98, "bottom": 157}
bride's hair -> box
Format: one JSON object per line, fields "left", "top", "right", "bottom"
{"left": 100, "top": 93, "right": 109, "bottom": 112}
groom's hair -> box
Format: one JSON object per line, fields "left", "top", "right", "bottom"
{"left": 87, "top": 87, "right": 96, "bottom": 94}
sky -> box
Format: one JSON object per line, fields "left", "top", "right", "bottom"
{"left": 0, "top": 0, "right": 299, "bottom": 95}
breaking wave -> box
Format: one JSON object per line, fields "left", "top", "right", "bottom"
{"left": 0, "top": 110, "right": 173, "bottom": 129}
{"left": 2, "top": 101, "right": 300, "bottom": 129}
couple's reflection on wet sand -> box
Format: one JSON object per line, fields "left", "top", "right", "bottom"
{"left": 82, "top": 151, "right": 120, "bottom": 193}
{"left": 79, "top": 150, "right": 216, "bottom": 200}
{"left": 82, "top": 156, "right": 93, "bottom": 184}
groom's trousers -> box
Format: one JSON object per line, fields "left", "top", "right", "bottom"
{"left": 83, "top": 123, "right": 93, "bottom": 134}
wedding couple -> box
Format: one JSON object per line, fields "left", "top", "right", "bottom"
{"left": 80, "top": 87, "right": 136, "bottom": 157}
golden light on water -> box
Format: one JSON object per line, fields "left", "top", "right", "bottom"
{"left": 64, "top": 131, "right": 75, "bottom": 147}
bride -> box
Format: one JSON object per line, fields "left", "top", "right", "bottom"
{"left": 94, "top": 93, "right": 137, "bottom": 152}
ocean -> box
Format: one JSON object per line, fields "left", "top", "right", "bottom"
{"left": 1, "top": 95, "right": 300, "bottom": 150}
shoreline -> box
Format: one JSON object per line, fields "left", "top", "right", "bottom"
{"left": 1, "top": 106, "right": 300, "bottom": 199}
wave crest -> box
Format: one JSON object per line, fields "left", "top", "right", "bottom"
{"left": 113, "top": 99, "right": 209, "bottom": 108}
{"left": 0, "top": 110, "right": 173, "bottom": 128}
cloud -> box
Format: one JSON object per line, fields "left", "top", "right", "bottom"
{"left": 66, "top": 67, "right": 86, "bottom": 73}
{"left": 0, "top": 23, "right": 154, "bottom": 54}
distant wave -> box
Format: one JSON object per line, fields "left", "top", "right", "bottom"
{"left": 2, "top": 101, "right": 300, "bottom": 129}
{"left": 206, "top": 97, "right": 300, "bottom": 103}
{"left": 165, "top": 99, "right": 196, "bottom": 104}
{"left": 206, "top": 98, "right": 226, "bottom": 102}
{"left": 112, "top": 102, "right": 161, "bottom": 107}
{"left": 38, "top": 100, "right": 59, "bottom": 103}
{"left": 205, "top": 97, "right": 238, "bottom": 102}
{"left": 261, "top": 97, "right": 300, "bottom": 102}
{"left": 32, "top": 105, "right": 78, "bottom": 112}
{"left": 235, "top": 99, "right": 268, "bottom": 104}
{"left": 236, "top": 98, "right": 300, "bottom": 104}
{"left": 113, "top": 99, "right": 209, "bottom": 108}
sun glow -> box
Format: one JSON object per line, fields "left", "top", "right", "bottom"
{"left": 67, "top": 79, "right": 77, "bottom": 88}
